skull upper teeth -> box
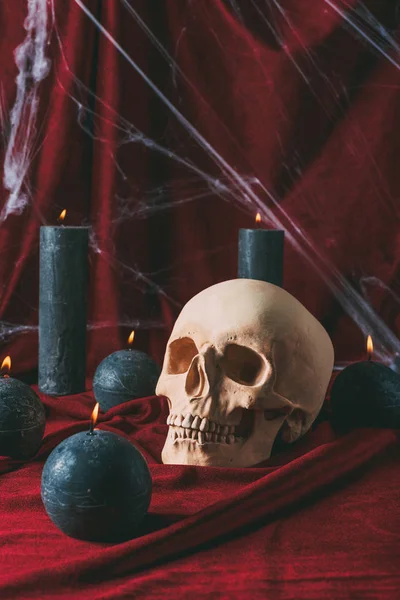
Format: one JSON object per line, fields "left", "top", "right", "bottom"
{"left": 192, "top": 415, "right": 201, "bottom": 429}
{"left": 182, "top": 414, "right": 193, "bottom": 428}
{"left": 167, "top": 413, "right": 243, "bottom": 444}
{"left": 167, "top": 413, "right": 235, "bottom": 430}
{"left": 200, "top": 418, "right": 208, "bottom": 432}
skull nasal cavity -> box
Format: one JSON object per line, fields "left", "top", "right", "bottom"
{"left": 185, "top": 356, "right": 209, "bottom": 398}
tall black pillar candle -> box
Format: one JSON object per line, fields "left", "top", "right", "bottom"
{"left": 39, "top": 224, "right": 89, "bottom": 395}
{"left": 238, "top": 223, "right": 284, "bottom": 286}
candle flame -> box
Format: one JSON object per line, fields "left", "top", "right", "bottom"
{"left": 58, "top": 209, "right": 67, "bottom": 223}
{"left": 1, "top": 356, "right": 11, "bottom": 377}
{"left": 128, "top": 330, "right": 135, "bottom": 346}
{"left": 255, "top": 212, "right": 262, "bottom": 224}
{"left": 91, "top": 402, "right": 99, "bottom": 428}
{"left": 367, "top": 335, "right": 373, "bottom": 359}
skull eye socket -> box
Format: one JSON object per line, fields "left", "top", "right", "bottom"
{"left": 166, "top": 337, "right": 198, "bottom": 374}
{"left": 221, "top": 344, "right": 267, "bottom": 386}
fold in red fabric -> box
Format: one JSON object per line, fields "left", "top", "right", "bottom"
{"left": 0, "top": 389, "right": 398, "bottom": 599}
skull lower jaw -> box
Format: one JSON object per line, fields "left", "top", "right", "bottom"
{"left": 161, "top": 434, "right": 247, "bottom": 467}
{"left": 161, "top": 414, "right": 286, "bottom": 467}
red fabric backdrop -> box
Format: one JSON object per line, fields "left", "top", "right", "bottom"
{"left": 1, "top": 0, "right": 400, "bottom": 372}
{"left": 0, "top": 1, "right": 400, "bottom": 598}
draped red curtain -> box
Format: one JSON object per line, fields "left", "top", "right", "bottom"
{"left": 1, "top": 0, "right": 400, "bottom": 374}
{"left": 1, "top": 4, "right": 400, "bottom": 598}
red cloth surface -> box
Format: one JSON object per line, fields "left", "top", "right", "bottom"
{"left": 1, "top": 2, "right": 400, "bottom": 598}
{"left": 0, "top": 389, "right": 398, "bottom": 599}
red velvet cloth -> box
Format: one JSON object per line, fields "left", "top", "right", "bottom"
{"left": 0, "top": 390, "right": 398, "bottom": 599}
{"left": 1, "top": 2, "right": 400, "bottom": 597}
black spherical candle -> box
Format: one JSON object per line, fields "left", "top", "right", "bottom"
{"left": 330, "top": 337, "right": 400, "bottom": 429}
{"left": 41, "top": 404, "right": 152, "bottom": 542}
{"left": 0, "top": 359, "right": 46, "bottom": 459}
{"left": 93, "top": 334, "right": 161, "bottom": 412}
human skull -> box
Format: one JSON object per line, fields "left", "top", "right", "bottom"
{"left": 156, "top": 279, "right": 334, "bottom": 467}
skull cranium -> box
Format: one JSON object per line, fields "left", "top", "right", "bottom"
{"left": 156, "top": 279, "right": 334, "bottom": 467}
